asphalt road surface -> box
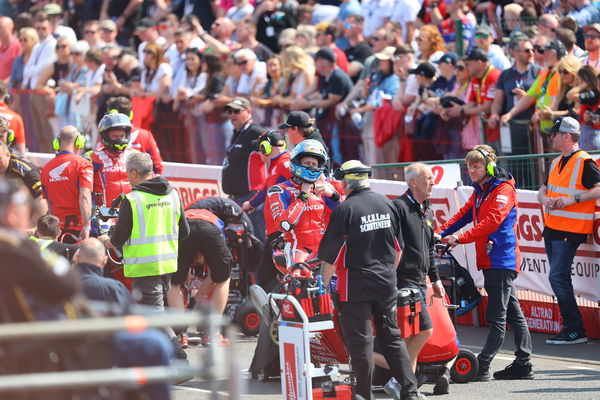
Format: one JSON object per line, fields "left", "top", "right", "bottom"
{"left": 172, "top": 325, "right": 599, "bottom": 400}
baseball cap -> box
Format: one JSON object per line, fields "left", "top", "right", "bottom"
{"left": 99, "top": 19, "right": 117, "bottom": 32}
{"left": 43, "top": 3, "right": 63, "bottom": 15}
{"left": 436, "top": 52, "right": 459, "bottom": 66}
{"left": 225, "top": 97, "right": 251, "bottom": 111}
{"left": 464, "top": 48, "right": 489, "bottom": 62}
{"left": 314, "top": 47, "right": 336, "bottom": 63}
{"left": 374, "top": 46, "right": 397, "bottom": 61}
{"left": 583, "top": 23, "right": 600, "bottom": 34}
{"left": 544, "top": 117, "right": 580, "bottom": 135}
{"left": 395, "top": 44, "right": 415, "bottom": 55}
{"left": 279, "top": 111, "right": 314, "bottom": 129}
{"left": 545, "top": 40, "right": 566, "bottom": 55}
{"left": 135, "top": 17, "right": 156, "bottom": 32}
{"left": 408, "top": 62, "right": 436, "bottom": 79}
{"left": 475, "top": 24, "right": 493, "bottom": 36}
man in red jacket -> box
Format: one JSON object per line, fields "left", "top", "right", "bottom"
{"left": 0, "top": 83, "right": 26, "bottom": 155}
{"left": 105, "top": 96, "right": 164, "bottom": 174}
{"left": 90, "top": 113, "right": 138, "bottom": 207}
{"left": 41, "top": 126, "right": 93, "bottom": 240}
{"left": 437, "top": 145, "right": 533, "bottom": 381}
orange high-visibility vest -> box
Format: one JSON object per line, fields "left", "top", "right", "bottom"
{"left": 545, "top": 151, "right": 596, "bottom": 234}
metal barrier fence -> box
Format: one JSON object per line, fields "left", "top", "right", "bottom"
{"left": 373, "top": 151, "right": 600, "bottom": 191}
{"left": 0, "top": 309, "right": 240, "bottom": 397}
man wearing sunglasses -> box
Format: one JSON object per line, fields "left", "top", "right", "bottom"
{"left": 222, "top": 97, "right": 267, "bottom": 241}
{"left": 473, "top": 24, "right": 511, "bottom": 71}
{"left": 582, "top": 23, "right": 600, "bottom": 70}
{"left": 489, "top": 36, "right": 538, "bottom": 181}
{"left": 538, "top": 117, "right": 600, "bottom": 345}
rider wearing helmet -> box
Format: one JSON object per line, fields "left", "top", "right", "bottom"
{"left": 89, "top": 112, "right": 139, "bottom": 207}
{"left": 265, "top": 139, "right": 342, "bottom": 256}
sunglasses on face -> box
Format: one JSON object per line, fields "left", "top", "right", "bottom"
{"left": 585, "top": 34, "right": 600, "bottom": 40}
{"left": 558, "top": 69, "right": 570, "bottom": 75}
{"left": 56, "top": 45, "right": 68, "bottom": 49}
{"left": 371, "top": 36, "right": 382, "bottom": 41}
{"left": 226, "top": 109, "right": 242, "bottom": 115}
{"left": 456, "top": 65, "right": 466, "bottom": 71}
{"left": 475, "top": 33, "right": 489, "bottom": 39}
{"left": 533, "top": 45, "right": 545, "bottom": 54}
{"left": 236, "top": 59, "right": 248, "bottom": 65}
{"left": 344, "top": 23, "right": 356, "bottom": 29}
{"left": 143, "top": 49, "right": 154, "bottom": 54}
{"left": 520, "top": 48, "right": 534, "bottom": 54}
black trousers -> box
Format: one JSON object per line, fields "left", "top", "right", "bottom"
{"left": 339, "top": 295, "right": 417, "bottom": 400}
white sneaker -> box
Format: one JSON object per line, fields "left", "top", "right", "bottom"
{"left": 383, "top": 377, "right": 401, "bottom": 400}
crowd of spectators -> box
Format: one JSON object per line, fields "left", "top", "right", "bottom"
{"left": 1, "top": 0, "right": 600, "bottom": 171}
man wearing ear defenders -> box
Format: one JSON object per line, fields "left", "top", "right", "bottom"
{"left": 90, "top": 112, "right": 138, "bottom": 207}
{"left": 265, "top": 139, "right": 341, "bottom": 257}
{"left": 242, "top": 130, "right": 293, "bottom": 290}
{"left": 41, "top": 126, "right": 93, "bottom": 241}
{"left": 0, "top": 82, "right": 26, "bottom": 156}
{"left": 437, "top": 145, "right": 533, "bottom": 382}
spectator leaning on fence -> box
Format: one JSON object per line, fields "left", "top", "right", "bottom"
{"left": 537, "top": 117, "right": 600, "bottom": 345}
{"left": 0, "top": 16, "right": 21, "bottom": 83}
{"left": 0, "top": 83, "right": 26, "bottom": 155}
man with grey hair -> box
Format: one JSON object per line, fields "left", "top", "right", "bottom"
{"left": 319, "top": 160, "right": 422, "bottom": 400}
{"left": 375, "top": 163, "right": 447, "bottom": 396}
{"left": 99, "top": 152, "right": 189, "bottom": 312}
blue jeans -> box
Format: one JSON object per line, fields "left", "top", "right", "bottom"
{"left": 544, "top": 239, "right": 584, "bottom": 332}
{"left": 478, "top": 269, "right": 532, "bottom": 370}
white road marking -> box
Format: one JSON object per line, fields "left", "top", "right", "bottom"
{"left": 567, "top": 366, "right": 600, "bottom": 372}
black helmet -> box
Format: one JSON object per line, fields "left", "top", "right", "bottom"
{"left": 98, "top": 112, "right": 132, "bottom": 153}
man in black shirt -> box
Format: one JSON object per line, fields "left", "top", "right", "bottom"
{"left": 319, "top": 160, "right": 420, "bottom": 400}
{"left": 343, "top": 14, "right": 374, "bottom": 79}
{"left": 253, "top": 0, "right": 296, "bottom": 53}
{"left": 221, "top": 97, "right": 267, "bottom": 241}
{"left": 538, "top": 117, "right": 600, "bottom": 345}
{"left": 391, "top": 163, "right": 447, "bottom": 394}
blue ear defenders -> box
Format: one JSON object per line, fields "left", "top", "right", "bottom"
{"left": 475, "top": 147, "right": 497, "bottom": 177}
{"left": 53, "top": 133, "right": 86, "bottom": 152}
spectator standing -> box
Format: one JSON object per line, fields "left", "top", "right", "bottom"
{"left": 0, "top": 16, "right": 21, "bottom": 83}
{"left": 582, "top": 23, "right": 600, "bottom": 69}
{"left": 226, "top": 0, "right": 254, "bottom": 22}
{"left": 567, "top": 0, "right": 600, "bottom": 28}
{"left": 538, "top": 117, "right": 600, "bottom": 345}
{"left": 99, "top": 19, "right": 118, "bottom": 47}
{"left": 82, "top": 20, "right": 105, "bottom": 50}
{"left": 41, "top": 126, "right": 92, "bottom": 240}
{"left": 194, "top": 17, "right": 240, "bottom": 57}
{"left": 172, "top": 0, "right": 218, "bottom": 33}
{"left": 253, "top": 0, "right": 296, "bottom": 53}
{"left": 235, "top": 19, "right": 274, "bottom": 62}
{"left": 439, "top": 145, "right": 534, "bottom": 381}
{"left": 10, "top": 27, "right": 38, "bottom": 90}
{"left": 0, "top": 83, "right": 26, "bottom": 155}
{"left": 566, "top": 65, "right": 600, "bottom": 150}
{"left": 319, "top": 160, "right": 421, "bottom": 400}
{"left": 490, "top": 37, "right": 538, "bottom": 183}
{"left": 446, "top": 49, "right": 501, "bottom": 153}
{"left": 361, "top": 0, "right": 394, "bottom": 38}
{"left": 343, "top": 14, "right": 375, "bottom": 79}
{"left": 136, "top": 18, "right": 166, "bottom": 64}
{"left": 43, "top": 3, "right": 77, "bottom": 45}
{"left": 538, "top": 14, "right": 559, "bottom": 40}
{"left": 293, "top": 47, "right": 354, "bottom": 165}
{"left": 415, "top": 25, "right": 446, "bottom": 64}
{"left": 473, "top": 24, "right": 512, "bottom": 71}
{"left": 221, "top": 97, "right": 267, "bottom": 240}
{"left": 23, "top": 12, "right": 57, "bottom": 90}
{"left": 315, "top": 22, "right": 349, "bottom": 73}
{"left": 252, "top": 55, "right": 285, "bottom": 128}
{"left": 100, "top": 0, "right": 141, "bottom": 46}
{"left": 276, "top": 45, "right": 315, "bottom": 109}
{"left": 439, "top": 0, "right": 475, "bottom": 54}
{"left": 390, "top": 0, "right": 421, "bottom": 44}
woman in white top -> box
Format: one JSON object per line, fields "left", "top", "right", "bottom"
{"left": 276, "top": 45, "right": 315, "bottom": 111}
{"left": 136, "top": 42, "right": 172, "bottom": 104}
